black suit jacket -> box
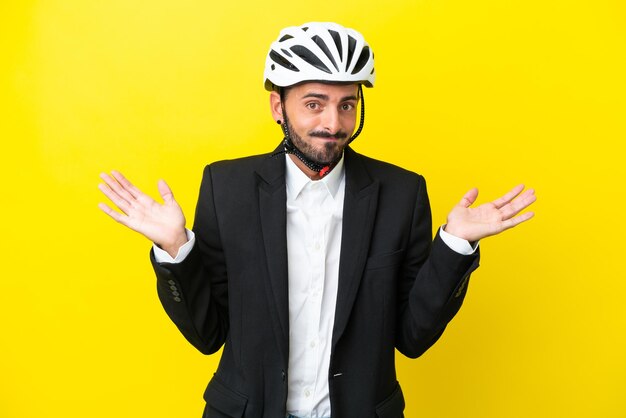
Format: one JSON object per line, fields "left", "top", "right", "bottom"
{"left": 151, "top": 146, "right": 480, "bottom": 418}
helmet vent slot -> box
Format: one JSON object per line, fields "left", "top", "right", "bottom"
{"left": 270, "top": 50, "right": 299, "bottom": 72}
{"left": 311, "top": 35, "right": 339, "bottom": 72}
{"left": 290, "top": 45, "right": 332, "bottom": 74}
{"left": 328, "top": 30, "right": 343, "bottom": 59}
{"left": 351, "top": 46, "right": 370, "bottom": 74}
{"left": 346, "top": 36, "right": 357, "bottom": 69}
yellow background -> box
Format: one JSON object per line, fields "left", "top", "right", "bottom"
{"left": 1, "top": 1, "right": 625, "bottom": 417}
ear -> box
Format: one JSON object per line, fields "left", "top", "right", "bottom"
{"left": 269, "top": 91, "right": 283, "bottom": 123}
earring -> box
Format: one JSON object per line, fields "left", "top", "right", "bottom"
{"left": 276, "top": 120, "right": 282, "bottom": 125}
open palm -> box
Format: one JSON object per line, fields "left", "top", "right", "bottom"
{"left": 445, "top": 184, "right": 536, "bottom": 242}
{"left": 98, "top": 171, "right": 188, "bottom": 254}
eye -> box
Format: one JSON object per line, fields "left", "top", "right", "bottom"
{"left": 341, "top": 103, "right": 355, "bottom": 111}
{"left": 306, "top": 102, "right": 320, "bottom": 110}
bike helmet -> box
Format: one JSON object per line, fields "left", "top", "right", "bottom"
{"left": 264, "top": 22, "right": 375, "bottom": 91}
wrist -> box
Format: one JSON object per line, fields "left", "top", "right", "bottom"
{"left": 443, "top": 223, "right": 464, "bottom": 239}
{"left": 443, "top": 223, "right": 478, "bottom": 243}
{"left": 158, "top": 231, "right": 188, "bottom": 258}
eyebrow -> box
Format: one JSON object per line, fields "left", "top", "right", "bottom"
{"left": 301, "top": 93, "right": 358, "bottom": 102}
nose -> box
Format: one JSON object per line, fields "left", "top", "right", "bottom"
{"left": 321, "top": 108, "right": 341, "bottom": 134}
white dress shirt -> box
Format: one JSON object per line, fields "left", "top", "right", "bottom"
{"left": 153, "top": 155, "right": 478, "bottom": 418}
{"left": 283, "top": 154, "right": 345, "bottom": 417}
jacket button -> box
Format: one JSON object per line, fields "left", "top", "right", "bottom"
{"left": 281, "top": 370, "right": 286, "bottom": 382}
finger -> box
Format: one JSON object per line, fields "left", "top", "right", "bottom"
{"left": 98, "top": 183, "right": 131, "bottom": 214}
{"left": 100, "top": 172, "right": 136, "bottom": 206}
{"left": 157, "top": 179, "right": 175, "bottom": 204}
{"left": 110, "top": 170, "right": 143, "bottom": 200}
{"left": 498, "top": 210, "right": 535, "bottom": 232}
{"left": 111, "top": 170, "right": 158, "bottom": 207}
{"left": 499, "top": 189, "right": 536, "bottom": 220}
{"left": 98, "top": 202, "right": 130, "bottom": 226}
{"left": 491, "top": 184, "right": 525, "bottom": 209}
{"left": 459, "top": 188, "right": 479, "bottom": 208}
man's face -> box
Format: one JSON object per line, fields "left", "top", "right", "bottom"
{"left": 272, "top": 82, "right": 359, "bottom": 165}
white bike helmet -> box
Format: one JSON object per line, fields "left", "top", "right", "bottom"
{"left": 264, "top": 22, "right": 375, "bottom": 91}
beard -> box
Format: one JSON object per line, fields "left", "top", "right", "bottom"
{"left": 286, "top": 121, "right": 349, "bottom": 165}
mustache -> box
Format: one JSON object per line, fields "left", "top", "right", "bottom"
{"left": 308, "top": 130, "right": 348, "bottom": 139}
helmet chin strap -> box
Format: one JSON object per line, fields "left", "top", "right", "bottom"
{"left": 277, "top": 85, "right": 365, "bottom": 178}
{"left": 280, "top": 115, "right": 337, "bottom": 177}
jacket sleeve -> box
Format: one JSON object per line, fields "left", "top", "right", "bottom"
{"left": 151, "top": 165, "right": 229, "bottom": 355}
{"left": 395, "top": 175, "right": 480, "bottom": 358}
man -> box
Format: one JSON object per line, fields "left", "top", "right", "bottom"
{"left": 99, "top": 22, "right": 536, "bottom": 418}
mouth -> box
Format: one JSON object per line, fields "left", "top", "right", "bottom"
{"left": 309, "top": 131, "right": 348, "bottom": 142}
{"left": 313, "top": 135, "right": 343, "bottom": 142}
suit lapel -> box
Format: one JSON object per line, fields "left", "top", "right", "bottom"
{"left": 256, "top": 148, "right": 290, "bottom": 365}
{"left": 332, "top": 147, "right": 379, "bottom": 348}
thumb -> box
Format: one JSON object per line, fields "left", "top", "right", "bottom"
{"left": 157, "top": 179, "right": 175, "bottom": 204}
{"left": 459, "top": 188, "right": 478, "bottom": 208}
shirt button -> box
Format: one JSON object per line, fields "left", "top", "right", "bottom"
{"left": 310, "top": 340, "right": 316, "bottom": 348}
{"left": 304, "top": 389, "right": 311, "bottom": 397}
{"left": 314, "top": 242, "right": 321, "bottom": 250}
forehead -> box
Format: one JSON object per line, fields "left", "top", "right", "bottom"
{"left": 288, "top": 82, "right": 359, "bottom": 100}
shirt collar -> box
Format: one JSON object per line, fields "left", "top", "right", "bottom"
{"left": 285, "top": 154, "right": 345, "bottom": 200}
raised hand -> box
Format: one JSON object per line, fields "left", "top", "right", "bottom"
{"left": 444, "top": 184, "right": 536, "bottom": 243}
{"left": 98, "top": 171, "right": 188, "bottom": 257}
